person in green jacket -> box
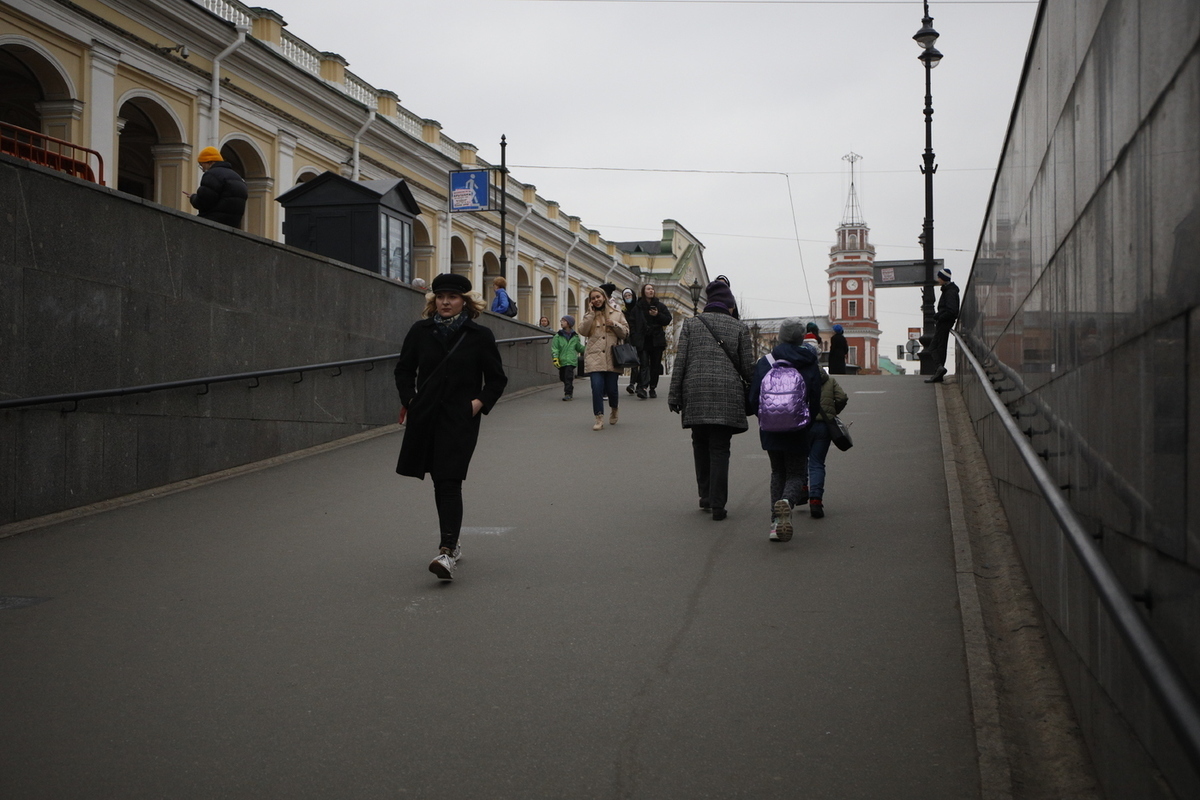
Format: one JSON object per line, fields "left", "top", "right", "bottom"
{"left": 551, "top": 315, "right": 586, "bottom": 401}
{"left": 807, "top": 369, "right": 848, "bottom": 519}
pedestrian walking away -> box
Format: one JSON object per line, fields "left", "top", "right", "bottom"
{"left": 394, "top": 273, "right": 508, "bottom": 581}
{"left": 925, "top": 267, "right": 959, "bottom": 383}
{"left": 667, "top": 280, "right": 754, "bottom": 521}
{"left": 808, "top": 368, "right": 848, "bottom": 520}
{"left": 579, "top": 287, "right": 630, "bottom": 431}
{"left": 629, "top": 283, "right": 673, "bottom": 399}
{"left": 828, "top": 324, "right": 849, "bottom": 375}
{"left": 187, "top": 146, "right": 247, "bottom": 227}
{"left": 748, "top": 319, "right": 822, "bottom": 540}
{"left": 551, "top": 315, "right": 585, "bottom": 401}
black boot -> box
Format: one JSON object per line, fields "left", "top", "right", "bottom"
{"left": 924, "top": 367, "right": 947, "bottom": 384}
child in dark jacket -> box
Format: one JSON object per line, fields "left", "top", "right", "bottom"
{"left": 748, "top": 319, "right": 823, "bottom": 543}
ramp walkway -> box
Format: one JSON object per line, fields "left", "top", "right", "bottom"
{"left": 0, "top": 375, "right": 991, "bottom": 799}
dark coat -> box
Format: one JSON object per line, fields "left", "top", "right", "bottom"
{"left": 189, "top": 161, "right": 248, "bottom": 226}
{"left": 828, "top": 332, "right": 849, "bottom": 374}
{"left": 749, "top": 341, "right": 822, "bottom": 453}
{"left": 936, "top": 281, "right": 960, "bottom": 326}
{"left": 628, "top": 298, "right": 673, "bottom": 350}
{"left": 667, "top": 311, "right": 754, "bottom": 431}
{"left": 394, "top": 317, "right": 508, "bottom": 480}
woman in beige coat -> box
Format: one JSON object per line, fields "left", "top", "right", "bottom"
{"left": 578, "top": 287, "right": 630, "bottom": 430}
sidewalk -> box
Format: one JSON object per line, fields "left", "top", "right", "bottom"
{"left": 0, "top": 375, "right": 984, "bottom": 799}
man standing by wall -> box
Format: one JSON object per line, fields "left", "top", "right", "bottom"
{"left": 924, "top": 267, "right": 959, "bottom": 383}
{"left": 187, "top": 146, "right": 248, "bottom": 228}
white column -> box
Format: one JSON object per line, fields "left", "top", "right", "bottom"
{"left": 87, "top": 41, "right": 121, "bottom": 182}
{"left": 275, "top": 130, "right": 297, "bottom": 242}
{"left": 438, "top": 210, "right": 451, "bottom": 276}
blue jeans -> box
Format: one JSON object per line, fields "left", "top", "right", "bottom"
{"left": 808, "top": 421, "right": 832, "bottom": 499}
{"left": 590, "top": 371, "right": 619, "bottom": 415}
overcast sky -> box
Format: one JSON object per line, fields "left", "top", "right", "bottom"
{"left": 272, "top": 0, "right": 1039, "bottom": 363}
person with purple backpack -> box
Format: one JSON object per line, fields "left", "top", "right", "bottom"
{"left": 748, "top": 318, "right": 823, "bottom": 542}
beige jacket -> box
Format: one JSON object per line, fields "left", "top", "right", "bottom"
{"left": 579, "top": 305, "right": 630, "bottom": 373}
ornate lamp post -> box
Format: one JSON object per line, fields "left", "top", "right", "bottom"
{"left": 689, "top": 279, "right": 702, "bottom": 315}
{"left": 914, "top": 2, "right": 943, "bottom": 374}
{"left": 750, "top": 322, "right": 761, "bottom": 360}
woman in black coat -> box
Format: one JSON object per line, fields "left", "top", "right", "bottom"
{"left": 394, "top": 273, "right": 508, "bottom": 581}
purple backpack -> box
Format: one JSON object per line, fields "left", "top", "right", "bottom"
{"left": 758, "top": 355, "right": 811, "bottom": 433}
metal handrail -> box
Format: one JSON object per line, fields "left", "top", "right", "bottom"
{"left": 954, "top": 329, "right": 1200, "bottom": 768}
{"left": 0, "top": 334, "right": 552, "bottom": 412}
{"left": 1, "top": 121, "right": 105, "bottom": 186}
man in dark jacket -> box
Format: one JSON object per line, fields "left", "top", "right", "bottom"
{"left": 828, "top": 324, "right": 849, "bottom": 374}
{"left": 628, "top": 284, "right": 673, "bottom": 399}
{"left": 188, "top": 146, "right": 248, "bottom": 227}
{"left": 925, "top": 267, "right": 960, "bottom": 383}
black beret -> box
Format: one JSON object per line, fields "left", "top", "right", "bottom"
{"left": 431, "top": 273, "right": 472, "bottom": 294}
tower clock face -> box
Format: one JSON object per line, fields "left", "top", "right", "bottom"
{"left": 846, "top": 279, "right": 859, "bottom": 291}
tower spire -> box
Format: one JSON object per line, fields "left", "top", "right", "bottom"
{"left": 841, "top": 152, "right": 865, "bottom": 226}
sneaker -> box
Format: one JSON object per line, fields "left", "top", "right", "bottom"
{"left": 773, "top": 499, "right": 793, "bottom": 542}
{"left": 769, "top": 518, "right": 782, "bottom": 542}
{"left": 809, "top": 498, "right": 825, "bottom": 519}
{"left": 636, "top": 387, "right": 648, "bottom": 399}
{"left": 450, "top": 543, "right": 462, "bottom": 561}
{"left": 626, "top": 384, "right": 636, "bottom": 395}
{"left": 712, "top": 508, "right": 728, "bottom": 521}
{"left": 649, "top": 389, "right": 657, "bottom": 398}
{"left": 699, "top": 498, "right": 711, "bottom": 512}
{"left": 429, "top": 547, "right": 458, "bottom": 580}
{"left": 562, "top": 394, "right": 571, "bottom": 401}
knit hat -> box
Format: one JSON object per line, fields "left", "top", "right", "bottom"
{"left": 599, "top": 282, "right": 617, "bottom": 298}
{"left": 197, "top": 146, "right": 223, "bottom": 163}
{"left": 702, "top": 280, "right": 736, "bottom": 313}
{"left": 562, "top": 315, "right": 575, "bottom": 328}
{"left": 806, "top": 321, "right": 820, "bottom": 336}
{"left": 431, "top": 273, "right": 471, "bottom": 295}
{"left": 833, "top": 324, "right": 844, "bottom": 334}
{"left": 622, "top": 288, "right": 635, "bottom": 301}
{"left": 778, "top": 318, "right": 805, "bottom": 345}
{"left": 803, "top": 332, "right": 821, "bottom": 351}
{"left": 937, "top": 267, "right": 952, "bottom": 283}
{"left": 714, "top": 274, "right": 731, "bottom": 286}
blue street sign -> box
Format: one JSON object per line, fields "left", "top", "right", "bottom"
{"left": 449, "top": 169, "right": 490, "bottom": 212}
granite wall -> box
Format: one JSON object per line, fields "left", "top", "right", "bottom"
{"left": 0, "top": 154, "right": 555, "bottom": 526}
{"left": 958, "top": 1, "right": 1200, "bottom": 796}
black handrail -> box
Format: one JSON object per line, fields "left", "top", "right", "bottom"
{"left": 954, "top": 329, "right": 1200, "bottom": 769}
{"left": 0, "top": 334, "right": 553, "bottom": 412}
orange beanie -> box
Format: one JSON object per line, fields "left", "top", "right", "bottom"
{"left": 197, "top": 146, "right": 223, "bottom": 163}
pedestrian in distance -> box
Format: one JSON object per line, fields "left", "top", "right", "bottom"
{"left": 411, "top": 277, "right": 428, "bottom": 292}
{"left": 925, "top": 267, "right": 960, "bottom": 383}
{"left": 667, "top": 280, "right": 754, "bottom": 521}
{"left": 579, "top": 288, "right": 629, "bottom": 430}
{"left": 394, "top": 273, "right": 508, "bottom": 581}
{"left": 828, "top": 324, "right": 849, "bottom": 375}
{"left": 538, "top": 316, "right": 552, "bottom": 329}
{"left": 628, "top": 283, "right": 673, "bottom": 399}
{"left": 748, "top": 319, "right": 823, "bottom": 541}
{"left": 490, "top": 276, "right": 517, "bottom": 317}
{"left": 808, "top": 367, "right": 848, "bottom": 519}
{"left": 186, "top": 146, "right": 247, "bottom": 227}
{"left": 551, "top": 315, "right": 585, "bottom": 401}
{"left": 620, "top": 288, "right": 641, "bottom": 395}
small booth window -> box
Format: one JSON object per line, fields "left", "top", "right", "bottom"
{"left": 381, "top": 212, "right": 412, "bottom": 282}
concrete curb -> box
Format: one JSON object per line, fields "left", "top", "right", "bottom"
{"left": 0, "top": 382, "right": 557, "bottom": 539}
{"left": 936, "top": 381, "right": 1014, "bottom": 800}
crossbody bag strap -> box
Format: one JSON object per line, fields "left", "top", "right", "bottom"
{"left": 695, "top": 315, "right": 744, "bottom": 381}
{"left": 415, "top": 328, "right": 468, "bottom": 395}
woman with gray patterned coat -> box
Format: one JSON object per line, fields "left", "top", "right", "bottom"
{"left": 667, "top": 280, "right": 754, "bottom": 520}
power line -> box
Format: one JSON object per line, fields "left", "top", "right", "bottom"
{"left": 597, "top": 223, "right": 975, "bottom": 253}
{"left": 515, "top": 1, "right": 1033, "bottom": 5}
{"left": 511, "top": 164, "right": 995, "bottom": 176}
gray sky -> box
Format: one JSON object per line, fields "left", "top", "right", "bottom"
{"left": 274, "top": 0, "right": 1039, "bottom": 361}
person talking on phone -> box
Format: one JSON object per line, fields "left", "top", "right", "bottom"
{"left": 578, "top": 287, "right": 629, "bottom": 431}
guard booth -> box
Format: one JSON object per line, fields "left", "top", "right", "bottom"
{"left": 277, "top": 172, "right": 420, "bottom": 281}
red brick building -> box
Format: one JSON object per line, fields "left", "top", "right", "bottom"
{"left": 825, "top": 173, "right": 881, "bottom": 374}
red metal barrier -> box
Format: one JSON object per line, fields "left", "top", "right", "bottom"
{"left": 0, "top": 122, "right": 105, "bottom": 186}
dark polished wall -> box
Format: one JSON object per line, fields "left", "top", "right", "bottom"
{"left": 0, "top": 155, "right": 555, "bottom": 527}
{"left": 958, "top": 1, "right": 1199, "bottom": 796}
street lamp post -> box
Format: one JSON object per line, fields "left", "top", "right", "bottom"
{"left": 914, "top": 2, "right": 942, "bottom": 375}
{"left": 689, "top": 279, "right": 702, "bottom": 316}
{"left": 750, "top": 322, "right": 761, "bottom": 360}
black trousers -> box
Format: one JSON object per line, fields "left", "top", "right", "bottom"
{"left": 930, "top": 320, "right": 954, "bottom": 371}
{"left": 638, "top": 347, "right": 664, "bottom": 391}
{"left": 691, "top": 425, "right": 737, "bottom": 512}
{"left": 432, "top": 478, "right": 463, "bottom": 550}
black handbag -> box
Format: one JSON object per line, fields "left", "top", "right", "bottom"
{"left": 611, "top": 342, "right": 640, "bottom": 369}
{"left": 823, "top": 410, "right": 853, "bottom": 451}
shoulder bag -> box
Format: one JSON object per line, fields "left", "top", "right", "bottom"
{"left": 695, "top": 315, "right": 752, "bottom": 412}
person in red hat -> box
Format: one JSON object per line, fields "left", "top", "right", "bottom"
{"left": 187, "top": 146, "right": 247, "bottom": 227}
{"left": 394, "top": 273, "right": 508, "bottom": 581}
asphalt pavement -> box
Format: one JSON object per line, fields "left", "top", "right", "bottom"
{"left": 0, "top": 374, "right": 980, "bottom": 799}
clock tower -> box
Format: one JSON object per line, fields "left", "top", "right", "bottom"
{"left": 827, "top": 153, "right": 881, "bottom": 374}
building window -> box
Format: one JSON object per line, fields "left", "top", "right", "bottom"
{"left": 380, "top": 212, "right": 412, "bottom": 281}
{"left": 848, "top": 299, "right": 858, "bottom": 317}
{"left": 849, "top": 346, "right": 858, "bottom": 366}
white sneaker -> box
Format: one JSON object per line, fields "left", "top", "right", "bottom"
{"left": 773, "top": 499, "right": 793, "bottom": 542}
{"left": 429, "top": 548, "right": 458, "bottom": 580}
{"left": 769, "top": 518, "right": 782, "bottom": 542}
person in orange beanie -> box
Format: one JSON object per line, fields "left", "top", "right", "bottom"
{"left": 186, "top": 146, "right": 247, "bottom": 227}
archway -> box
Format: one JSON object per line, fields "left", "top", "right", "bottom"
{"left": 516, "top": 264, "right": 532, "bottom": 323}
{"left": 481, "top": 250, "right": 501, "bottom": 305}
{"left": 412, "top": 219, "right": 434, "bottom": 284}
{"left": 539, "top": 276, "right": 556, "bottom": 324}
{"left": 116, "top": 94, "right": 187, "bottom": 204}
{"left": 0, "top": 40, "right": 84, "bottom": 161}
{"left": 449, "top": 235, "right": 471, "bottom": 279}
{"left": 220, "top": 137, "right": 270, "bottom": 235}
{"left": 567, "top": 287, "right": 579, "bottom": 319}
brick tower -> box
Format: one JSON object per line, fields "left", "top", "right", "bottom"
{"left": 826, "top": 153, "right": 881, "bottom": 374}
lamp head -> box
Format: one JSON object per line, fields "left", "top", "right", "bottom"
{"left": 919, "top": 47, "right": 944, "bottom": 68}
{"left": 913, "top": 17, "right": 939, "bottom": 49}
